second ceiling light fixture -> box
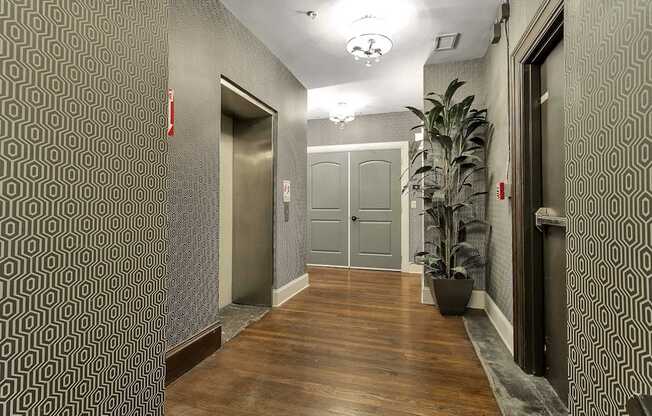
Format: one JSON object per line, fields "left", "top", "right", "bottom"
{"left": 331, "top": 9, "right": 395, "bottom": 128}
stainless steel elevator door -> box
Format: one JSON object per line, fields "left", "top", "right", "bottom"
{"left": 232, "top": 116, "right": 273, "bottom": 306}
{"left": 540, "top": 39, "right": 568, "bottom": 404}
{"left": 307, "top": 152, "right": 349, "bottom": 266}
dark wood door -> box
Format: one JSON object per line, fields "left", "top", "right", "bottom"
{"left": 539, "top": 39, "right": 568, "bottom": 404}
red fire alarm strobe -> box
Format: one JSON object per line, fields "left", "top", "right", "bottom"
{"left": 496, "top": 181, "right": 511, "bottom": 200}
{"left": 167, "top": 88, "right": 175, "bottom": 136}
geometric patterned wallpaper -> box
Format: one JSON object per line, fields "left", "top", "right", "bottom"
{"left": 566, "top": 0, "right": 652, "bottom": 414}
{"left": 0, "top": 1, "right": 168, "bottom": 415}
{"left": 167, "top": 0, "right": 307, "bottom": 348}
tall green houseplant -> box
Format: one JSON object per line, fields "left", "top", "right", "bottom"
{"left": 406, "top": 79, "right": 492, "bottom": 314}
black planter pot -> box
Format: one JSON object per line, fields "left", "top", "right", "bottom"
{"left": 428, "top": 276, "right": 474, "bottom": 316}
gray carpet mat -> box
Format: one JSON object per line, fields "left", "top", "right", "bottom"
{"left": 464, "top": 311, "right": 569, "bottom": 416}
{"left": 219, "top": 304, "right": 270, "bottom": 343}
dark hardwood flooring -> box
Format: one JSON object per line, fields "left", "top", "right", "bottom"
{"left": 165, "top": 267, "right": 500, "bottom": 415}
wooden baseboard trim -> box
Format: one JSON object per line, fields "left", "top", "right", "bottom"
{"left": 165, "top": 322, "right": 222, "bottom": 385}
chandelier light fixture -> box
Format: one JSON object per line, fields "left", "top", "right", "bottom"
{"left": 329, "top": 102, "right": 355, "bottom": 129}
{"left": 346, "top": 15, "right": 393, "bottom": 67}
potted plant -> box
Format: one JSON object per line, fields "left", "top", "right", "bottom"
{"left": 405, "top": 79, "right": 492, "bottom": 315}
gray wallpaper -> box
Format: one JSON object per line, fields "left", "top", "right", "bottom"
{"left": 0, "top": 1, "right": 168, "bottom": 415}
{"left": 307, "top": 111, "right": 423, "bottom": 259}
{"left": 307, "top": 111, "right": 420, "bottom": 146}
{"left": 423, "top": 59, "right": 488, "bottom": 290}
{"left": 483, "top": 0, "right": 545, "bottom": 323}
{"left": 566, "top": 0, "right": 652, "bottom": 414}
{"left": 424, "top": 59, "right": 487, "bottom": 109}
{"left": 167, "top": 0, "right": 307, "bottom": 349}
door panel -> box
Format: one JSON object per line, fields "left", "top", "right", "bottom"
{"left": 359, "top": 161, "right": 391, "bottom": 209}
{"left": 540, "top": 39, "right": 568, "bottom": 404}
{"left": 307, "top": 153, "right": 348, "bottom": 266}
{"left": 350, "top": 150, "right": 401, "bottom": 270}
{"left": 232, "top": 116, "right": 273, "bottom": 306}
{"left": 358, "top": 222, "right": 392, "bottom": 254}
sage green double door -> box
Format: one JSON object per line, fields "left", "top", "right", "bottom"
{"left": 307, "top": 149, "right": 401, "bottom": 270}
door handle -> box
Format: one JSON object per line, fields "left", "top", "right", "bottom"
{"left": 535, "top": 207, "right": 566, "bottom": 232}
{"left": 351, "top": 216, "right": 358, "bottom": 222}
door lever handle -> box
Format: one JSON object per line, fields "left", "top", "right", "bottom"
{"left": 535, "top": 207, "right": 566, "bottom": 232}
{"left": 351, "top": 216, "right": 358, "bottom": 222}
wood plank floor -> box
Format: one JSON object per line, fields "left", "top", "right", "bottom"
{"left": 165, "top": 267, "right": 500, "bottom": 416}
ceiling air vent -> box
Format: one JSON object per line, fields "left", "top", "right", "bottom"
{"left": 433, "top": 33, "right": 460, "bottom": 51}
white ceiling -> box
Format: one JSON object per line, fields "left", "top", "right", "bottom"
{"left": 221, "top": 0, "right": 501, "bottom": 119}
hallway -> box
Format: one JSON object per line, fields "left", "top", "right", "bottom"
{"left": 166, "top": 268, "right": 500, "bottom": 415}
{"left": 2, "top": 1, "right": 650, "bottom": 414}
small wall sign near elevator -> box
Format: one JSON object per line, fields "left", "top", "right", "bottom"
{"left": 283, "top": 180, "right": 291, "bottom": 221}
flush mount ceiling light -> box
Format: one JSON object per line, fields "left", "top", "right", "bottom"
{"left": 329, "top": 102, "right": 355, "bottom": 129}
{"left": 346, "top": 15, "right": 393, "bottom": 67}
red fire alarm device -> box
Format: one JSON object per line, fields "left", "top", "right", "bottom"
{"left": 496, "top": 181, "right": 510, "bottom": 200}
{"left": 167, "top": 88, "right": 175, "bottom": 136}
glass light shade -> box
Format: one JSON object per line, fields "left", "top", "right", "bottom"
{"left": 329, "top": 103, "right": 355, "bottom": 128}
{"left": 346, "top": 15, "right": 393, "bottom": 61}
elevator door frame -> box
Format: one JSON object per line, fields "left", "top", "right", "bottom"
{"left": 307, "top": 141, "right": 411, "bottom": 273}
{"left": 219, "top": 76, "right": 277, "bottom": 307}
{"left": 510, "top": 0, "right": 564, "bottom": 376}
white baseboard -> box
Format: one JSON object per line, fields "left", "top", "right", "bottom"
{"left": 420, "top": 285, "right": 484, "bottom": 310}
{"left": 468, "top": 290, "right": 486, "bottom": 309}
{"left": 485, "top": 293, "right": 514, "bottom": 355}
{"left": 422, "top": 285, "right": 435, "bottom": 304}
{"left": 406, "top": 263, "right": 424, "bottom": 274}
{"left": 306, "top": 263, "right": 348, "bottom": 269}
{"left": 273, "top": 273, "right": 309, "bottom": 307}
{"left": 419, "top": 284, "right": 513, "bottom": 354}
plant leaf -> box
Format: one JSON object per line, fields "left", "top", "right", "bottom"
{"left": 434, "top": 134, "right": 452, "bottom": 150}
{"left": 410, "top": 124, "right": 425, "bottom": 131}
{"left": 413, "top": 165, "right": 433, "bottom": 175}
{"left": 423, "top": 207, "right": 438, "bottom": 220}
{"left": 410, "top": 149, "right": 428, "bottom": 164}
{"left": 459, "top": 167, "right": 487, "bottom": 190}
{"left": 406, "top": 106, "right": 425, "bottom": 122}
{"left": 451, "top": 266, "right": 468, "bottom": 279}
{"left": 425, "top": 98, "right": 444, "bottom": 109}
{"left": 451, "top": 203, "right": 471, "bottom": 212}
{"left": 461, "top": 256, "right": 486, "bottom": 267}
{"left": 464, "top": 144, "right": 484, "bottom": 152}
{"left": 444, "top": 79, "right": 466, "bottom": 105}
{"left": 451, "top": 242, "right": 480, "bottom": 257}
{"left": 452, "top": 152, "right": 483, "bottom": 166}
{"left": 460, "top": 219, "right": 491, "bottom": 228}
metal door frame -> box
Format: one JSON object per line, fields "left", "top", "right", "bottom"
{"left": 219, "top": 76, "right": 277, "bottom": 306}
{"left": 510, "top": 0, "right": 564, "bottom": 375}
{"left": 307, "top": 141, "right": 410, "bottom": 272}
